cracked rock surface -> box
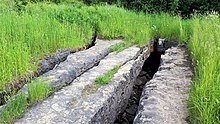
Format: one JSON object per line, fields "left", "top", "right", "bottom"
{"left": 16, "top": 46, "right": 145, "bottom": 124}
{"left": 0, "top": 39, "right": 120, "bottom": 112}
{"left": 134, "top": 46, "right": 193, "bottom": 124}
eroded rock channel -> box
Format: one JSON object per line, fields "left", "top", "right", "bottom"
{"left": 115, "top": 39, "right": 177, "bottom": 124}
{"left": 2, "top": 39, "right": 192, "bottom": 124}
{"left": 133, "top": 45, "right": 193, "bottom": 124}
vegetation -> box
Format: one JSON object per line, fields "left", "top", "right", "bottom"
{"left": 0, "top": 93, "right": 27, "bottom": 124}
{"left": 27, "top": 80, "right": 50, "bottom": 104}
{"left": 84, "top": 0, "right": 220, "bottom": 18}
{"left": 110, "top": 42, "right": 133, "bottom": 53}
{"left": 0, "top": 1, "right": 219, "bottom": 123}
{"left": 95, "top": 66, "right": 120, "bottom": 85}
{"left": 187, "top": 17, "right": 220, "bottom": 123}
{"left": 0, "top": 80, "right": 51, "bottom": 124}
{"left": 0, "top": 3, "right": 93, "bottom": 91}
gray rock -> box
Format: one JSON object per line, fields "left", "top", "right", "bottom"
{"left": 15, "top": 46, "right": 148, "bottom": 124}
{"left": 0, "top": 39, "right": 121, "bottom": 113}
{"left": 134, "top": 47, "right": 193, "bottom": 124}
{"left": 38, "top": 50, "right": 71, "bottom": 75}
{"left": 126, "top": 104, "right": 138, "bottom": 115}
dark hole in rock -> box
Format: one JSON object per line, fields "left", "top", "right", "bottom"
{"left": 114, "top": 39, "right": 177, "bottom": 124}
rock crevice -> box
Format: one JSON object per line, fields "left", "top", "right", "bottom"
{"left": 15, "top": 46, "right": 146, "bottom": 124}
{"left": 134, "top": 46, "right": 193, "bottom": 124}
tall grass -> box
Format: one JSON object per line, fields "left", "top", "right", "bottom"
{"left": 0, "top": 93, "right": 27, "bottom": 124}
{"left": 27, "top": 79, "right": 50, "bottom": 104}
{"left": 0, "top": 80, "right": 51, "bottom": 124}
{"left": 97, "top": 6, "right": 151, "bottom": 46}
{"left": 0, "top": 2, "right": 219, "bottom": 123}
{"left": 187, "top": 17, "right": 220, "bottom": 124}
{"left": 0, "top": 3, "right": 93, "bottom": 91}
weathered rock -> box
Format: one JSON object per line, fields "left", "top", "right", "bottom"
{"left": 40, "top": 39, "right": 121, "bottom": 89}
{"left": 133, "top": 47, "right": 193, "bottom": 124}
{"left": 15, "top": 46, "right": 147, "bottom": 124}
{"left": 0, "top": 39, "right": 120, "bottom": 112}
{"left": 115, "top": 71, "right": 152, "bottom": 124}
{"left": 38, "top": 50, "right": 71, "bottom": 75}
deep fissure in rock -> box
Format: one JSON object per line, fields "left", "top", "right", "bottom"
{"left": 114, "top": 39, "right": 177, "bottom": 124}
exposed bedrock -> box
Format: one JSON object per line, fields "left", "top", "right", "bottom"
{"left": 133, "top": 46, "right": 193, "bottom": 124}
{"left": 0, "top": 37, "right": 97, "bottom": 105}
{"left": 0, "top": 39, "right": 120, "bottom": 111}
{"left": 39, "top": 39, "right": 121, "bottom": 89}
{"left": 15, "top": 46, "right": 147, "bottom": 124}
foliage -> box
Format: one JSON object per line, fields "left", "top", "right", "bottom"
{"left": 83, "top": 0, "right": 220, "bottom": 18}
{"left": 0, "top": 93, "right": 27, "bottom": 124}
{"left": 0, "top": 2, "right": 219, "bottom": 123}
{"left": 110, "top": 42, "right": 133, "bottom": 53}
{"left": 187, "top": 17, "right": 220, "bottom": 123}
{"left": 27, "top": 79, "right": 50, "bottom": 104}
{"left": 95, "top": 66, "right": 120, "bottom": 85}
{"left": 96, "top": 6, "right": 151, "bottom": 45}
{"left": 0, "top": 80, "right": 51, "bottom": 124}
{"left": 0, "top": 3, "right": 93, "bottom": 91}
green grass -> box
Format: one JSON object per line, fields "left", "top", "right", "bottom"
{"left": 97, "top": 6, "right": 151, "bottom": 46}
{"left": 0, "top": 3, "right": 94, "bottom": 91}
{"left": 27, "top": 79, "right": 51, "bottom": 104}
{"left": 95, "top": 66, "right": 120, "bottom": 85}
{"left": 110, "top": 42, "right": 133, "bottom": 53}
{"left": 0, "top": 80, "right": 51, "bottom": 124}
{"left": 187, "top": 17, "right": 220, "bottom": 124}
{"left": 0, "top": 2, "right": 219, "bottom": 123}
{"left": 0, "top": 93, "right": 27, "bottom": 124}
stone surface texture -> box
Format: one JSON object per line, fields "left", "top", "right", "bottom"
{"left": 16, "top": 46, "right": 147, "bottom": 124}
{"left": 133, "top": 47, "right": 193, "bottom": 124}
{"left": 0, "top": 39, "right": 120, "bottom": 112}
{"left": 38, "top": 50, "right": 71, "bottom": 75}
{"left": 40, "top": 39, "right": 121, "bottom": 89}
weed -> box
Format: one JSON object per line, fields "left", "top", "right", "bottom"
{"left": 110, "top": 42, "right": 133, "bottom": 53}
{"left": 0, "top": 79, "right": 51, "bottom": 123}
{"left": 95, "top": 66, "right": 120, "bottom": 85}
{"left": 0, "top": 93, "right": 27, "bottom": 124}
{"left": 27, "top": 79, "right": 51, "bottom": 104}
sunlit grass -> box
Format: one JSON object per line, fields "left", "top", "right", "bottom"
{"left": 0, "top": 4, "right": 93, "bottom": 91}
{"left": 187, "top": 17, "right": 220, "bottom": 124}
{"left": 0, "top": 93, "right": 27, "bottom": 124}
{"left": 95, "top": 66, "right": 120, "bottom": 85}
{"left": 27, "top": 79, "right": 51, "bottom": 104}
{"left": 0, "top": 80, "right": 51, "bottom": 124}
{"left": 0, "top": 2, "right": 219, "bottom": 123}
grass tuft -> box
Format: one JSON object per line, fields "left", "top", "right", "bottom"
{"left": 0, "top": 80, "right": 51, "bottom": 123}
{"left": 110, "top": 42, "right": 133, "bottom": 53}
{"left": 27, "top": 79, "right": 51, "bottom": 104}
{"left": 0, "top": 93, "right": 27, "bottom": 124}
{"left": 95, "top": 66, "right": 120, "bottom": 85}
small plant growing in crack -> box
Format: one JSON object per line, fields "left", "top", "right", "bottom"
{"left": 95, "top": 65, "right": 120, "bottom": 85}
{"left": 27, "top": 79, "right": 51, "bottom": 104}
{"left": 110, "top": 42, "right": 133, "bottom": 53}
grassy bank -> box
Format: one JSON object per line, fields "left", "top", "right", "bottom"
{"left": 187, "top": 17, "right": 220, "bottom": 123}
{"left": 0, "top": 2, "right": 219, "bottom": 123}
{"left": 0, "top": 4, "right": 94, "bottom": 91}
{"left": 0, "top": 80, "right": 51, "bottom": 124}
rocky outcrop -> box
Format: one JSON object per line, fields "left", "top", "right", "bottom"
{"left": 0, "top": 39, "right": 120, "bottom": 112}
{"left": 134, "top": 46, "right": 193, "bottom": 124}
{"left": 15, "top": 46, "right": 147, "bottom": 124}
